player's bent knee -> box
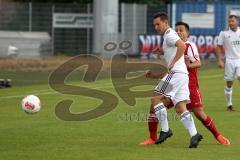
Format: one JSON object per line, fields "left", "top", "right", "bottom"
{"left": 151, "top": 97, "right": 161, "bottom": 106}
{"left": 150, "top": 97, "right": 155, "bottom": 104}
{"left": 150, "top": 97, "right": 156, "bottom": 106}
{"left": 175, "top": 107, "right": 182, "bottom": 115}
{"left": 175, "top": 101, "right": 187, "bottom": 114}
{"left": 226, "top": 81, "right": 233, "bottom": 88}
{"left": 150, "top": 106, "right": 155, "bottom": 113}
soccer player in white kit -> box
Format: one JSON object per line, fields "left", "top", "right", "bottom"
{"left": 216, "top": 15, "right": 240, "bottom": 111}
{"left": 149, "top": 12, "right": 202, "bottom": 148}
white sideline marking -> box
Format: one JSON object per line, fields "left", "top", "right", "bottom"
{"left": 0, "top": 74, "right": 222, "bottom": 100}
{"left": 0, "top": 83, "right": 114, "bottom": 100}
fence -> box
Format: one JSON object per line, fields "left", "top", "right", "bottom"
{"left": 0, "top": 1, "right": 167, "bottom": 57}
{"left": 0, "top": 1, "right": 238, "bottom": 58}
{"left": 0, "top": 2, "right": 93, "bottom": 56}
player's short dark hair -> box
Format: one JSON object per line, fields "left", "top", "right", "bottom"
{"left": 228, "top": 15, "right": 238, "bottom": 20}
{"left": 175, "top": 21, "right": 190, "bottom": 32}
{"left": 153, "top": 12, "right": 168, "bottom": 21}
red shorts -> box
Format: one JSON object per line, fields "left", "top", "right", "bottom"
{"left": 187, "top": 87, "right": 203, "bottom": 111}
{"left": 165, "top": 87, "right": 203, "bottom": 110}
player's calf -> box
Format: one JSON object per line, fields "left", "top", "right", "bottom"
{"left": 177, "top": 102, "right": 203, "bottom": 148}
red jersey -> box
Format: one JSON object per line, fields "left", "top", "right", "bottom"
{"left": 184, "top": 41, "right": 200, "bottom": 89}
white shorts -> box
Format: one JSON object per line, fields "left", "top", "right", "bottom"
{"left": 224, "top": 58, "right": 240, "bottom": 81}
{"left": 154, "top": 71, "right": 190, "bottom": 106}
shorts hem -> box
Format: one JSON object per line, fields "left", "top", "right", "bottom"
{"left": 173, "top": 99, "right": 191, "bottom": 107}
{"left": 154, "top": 90, "right": 172, "bottom": 99}
{"left": 224, "top": 78, "right": 234, "bottom": 81}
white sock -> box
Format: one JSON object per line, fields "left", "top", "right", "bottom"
{"left": 224, "top": 87, "right": 232, "bottom": 106}
{"left": 180, "top": 111, "right": 197, "bottom": 137}
{"left": 153, "top": 102, "right": 169, "bottom": 132}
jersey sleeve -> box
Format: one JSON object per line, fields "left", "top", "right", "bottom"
{"left": 166, "top": 31, "right": 180, "bottom": 46}
{"left": 217, "top": 31, "right": 224, "bottom": 45}
{"left": 187, "top": 43, "right": 200, "bottom": 62}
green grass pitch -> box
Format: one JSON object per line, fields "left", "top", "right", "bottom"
{"left": 0, "top": 65, "right": 239, "bottom": 160}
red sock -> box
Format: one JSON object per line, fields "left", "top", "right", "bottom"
{"left": 148, "top": 111, "right": 158, "bottom": 141}
{"left": 201, "top": 116, "right": 220, "bottom": 138}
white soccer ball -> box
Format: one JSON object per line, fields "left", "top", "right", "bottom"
{"left": 22, "top": 95, "right": 41, "bottom": 114}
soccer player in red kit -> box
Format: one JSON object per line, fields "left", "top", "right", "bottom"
{"left": 140, "top": 21, "right": 230, "bottom": 146}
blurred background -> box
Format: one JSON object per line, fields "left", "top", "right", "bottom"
{"left": 0, "top": 0, "right": 239, "bottom": 58}
{"left": 1, "top": 2, "right": 240, "bottom": 159}
{"left": 0, "top": 0, "right": 239, "bottom": 86}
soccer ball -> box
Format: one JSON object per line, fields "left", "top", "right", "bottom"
{"left": 22, "top": 95, "right": 41, "bottom": 114}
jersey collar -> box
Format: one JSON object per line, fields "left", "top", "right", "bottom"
{"left": 163, "top": 28, "right": 171, "bottom": 38}
{"left": 228, "top": 27, "right": 239, "bottom": 32}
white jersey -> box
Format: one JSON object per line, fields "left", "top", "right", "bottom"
{"left": 162, "top": 28, "right": 188, "bottom": 74}
{"left": 217, "top": 27, "right": 240, "bottom": 59}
